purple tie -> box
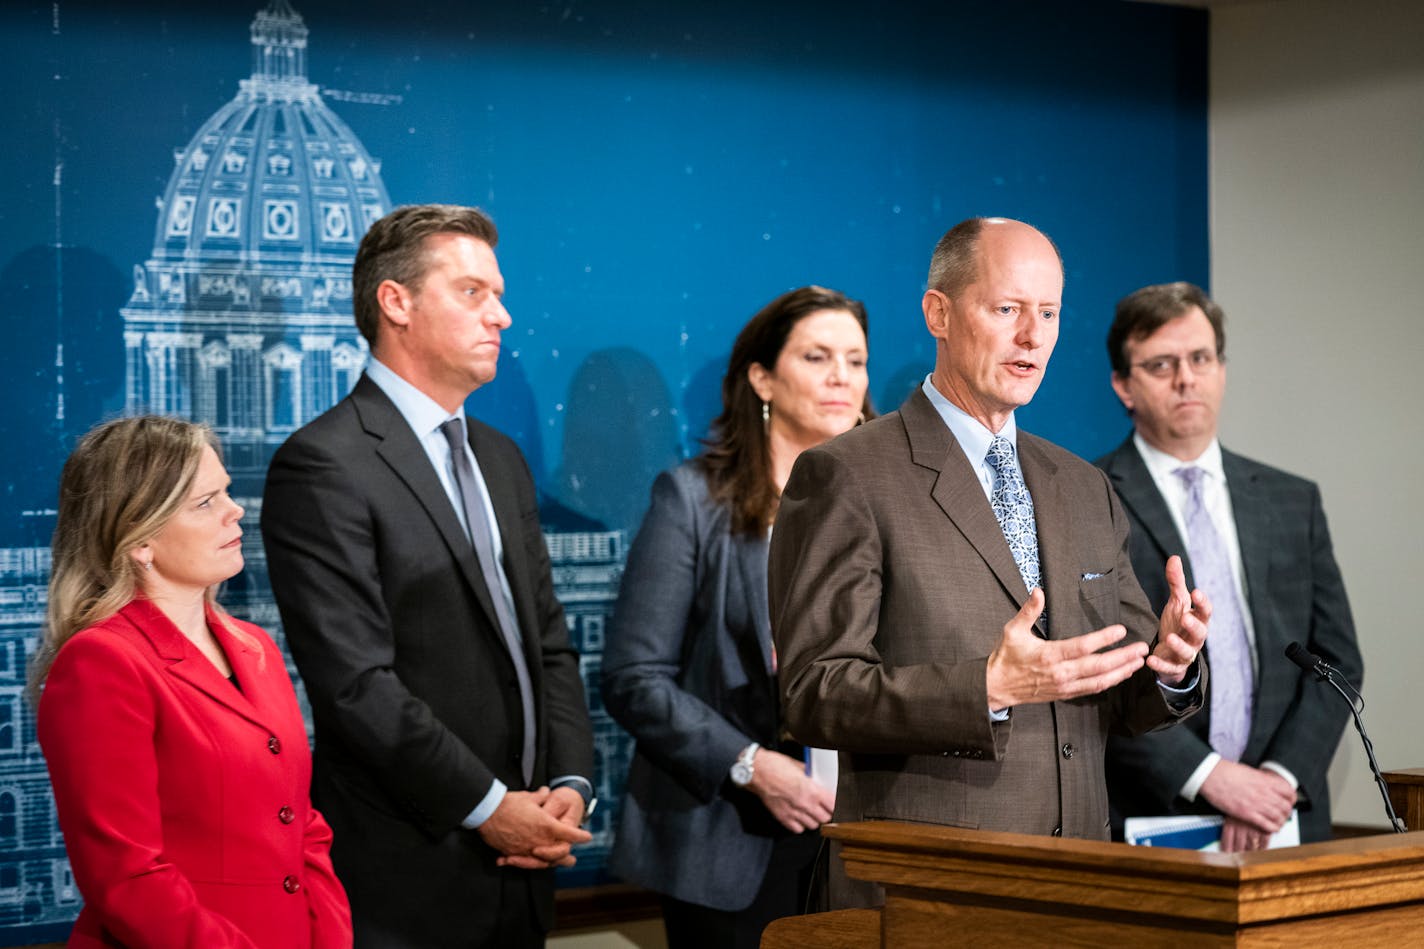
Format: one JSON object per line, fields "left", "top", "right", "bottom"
{"left": 1175, "top": 466, "right": 1253, "bottom": 762}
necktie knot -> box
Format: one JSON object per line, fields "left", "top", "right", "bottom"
{"left": 440, "top": 416, "right": 466, "bottom": 455}
{"left": 1174, "top": 465, "right": 1204, "bottom": 494}
{"left": 986, "top": 435, "right": 1016, "bottom": 478}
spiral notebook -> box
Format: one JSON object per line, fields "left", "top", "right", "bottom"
{"left": 1124, "top": 810, "right": 1300, "bottom": 851}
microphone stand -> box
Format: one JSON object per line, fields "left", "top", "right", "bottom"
{"left": 1313, "top": 665, "right": 1406, "bottom": 834}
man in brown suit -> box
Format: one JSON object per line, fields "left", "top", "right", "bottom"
{"left": 768, "top": 218, "right": 1210, "bottom": 906}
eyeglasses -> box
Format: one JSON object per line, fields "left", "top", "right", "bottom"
{"left": 1130, "top": 350, "right": 1224, "bottom": 379}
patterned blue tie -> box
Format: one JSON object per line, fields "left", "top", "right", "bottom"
{"left": 1175, "top": 466, "right": 1253, "bottom": 762}
{"left": 986, "top": 436, "right": 1043, "bottom": 604}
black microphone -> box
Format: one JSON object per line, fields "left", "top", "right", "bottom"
{"left": 1284, "top": 641, "right": 1406, "bottom": 833}
{"left": 1285, "top": 641, "right": 1334, "bottom": 679}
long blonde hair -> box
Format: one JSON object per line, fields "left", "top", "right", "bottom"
{"left": 30, "top": 416, "right": 255, "bottom": 697}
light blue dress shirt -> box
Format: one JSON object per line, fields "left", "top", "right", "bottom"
{"left": 917, "top": 377, "right": 1196, "bottom": 713}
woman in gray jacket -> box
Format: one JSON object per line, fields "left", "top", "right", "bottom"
{"left": 603, "top": 286, "right": 873, "bottom": 948}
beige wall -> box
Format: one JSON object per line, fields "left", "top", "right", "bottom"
{"left": 1210, "top": 0, "right": 1424, "bottom": 826}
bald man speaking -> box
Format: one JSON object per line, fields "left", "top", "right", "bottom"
{"left": 768, "top": 218, "right": 1210, "bottom": 907}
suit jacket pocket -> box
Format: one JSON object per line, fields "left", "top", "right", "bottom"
{"left": 863, "top": 809, "right": 979, "bottom": 831}
{"left": 1079, "top": 568, "right": 1118, "bottom": 630}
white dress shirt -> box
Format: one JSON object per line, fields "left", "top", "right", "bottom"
{"left": 1131, "top": 433, "right": 1298, "bottom": 799}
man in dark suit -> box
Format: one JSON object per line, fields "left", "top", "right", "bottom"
{"left": 262, "top": 204, "right": 595, "bottom": 947}
{"left": 1097, "top": 281, "right": 1362, "bottom": 850}
{"left": 768, "top": 218, "right": 1210, "bottom": 907}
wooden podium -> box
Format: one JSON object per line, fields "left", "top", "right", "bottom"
{"left": 763, "top": 820, "right": 1424, "bottom": 947}
{"left": 1384, "top": 768, "right": 1424, "bottom": 832}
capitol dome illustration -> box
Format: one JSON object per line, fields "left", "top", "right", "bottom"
{"left": 122, "top": 0, "right": 390, "bottom": 478}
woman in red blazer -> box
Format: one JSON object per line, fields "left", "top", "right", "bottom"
{"left": 33, "top": 416, "right": 352, "bottom": 948}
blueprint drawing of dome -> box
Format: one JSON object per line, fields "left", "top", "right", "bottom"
{"left": 122, "top": 0, "right": 388, "bottom": 484}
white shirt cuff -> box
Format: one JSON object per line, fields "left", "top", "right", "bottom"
{"left": 460, "top": 779, "right": 508, "bottom": 829}
{"left": 1259, "top": 760, "right": 1299, "bottom": 791}
{"left": 1157, "top": 669, "right": 1199, "bottom": 695}
{"left": 1179, "top": 752, "right": 1221, "bottom": 802}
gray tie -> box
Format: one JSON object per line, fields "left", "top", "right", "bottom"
{"left": 1175, "top": 466, "right": 1253, "bottom": 762}
{"left": 441, "top": 417, "right": 536, "bottom": 786}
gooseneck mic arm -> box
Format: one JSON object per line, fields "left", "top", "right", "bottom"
{"left": 1285, "top": 642, "right": 1406, "bottom": 833}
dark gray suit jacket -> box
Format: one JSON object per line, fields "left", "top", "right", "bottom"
{"left": 769, "top": 391, "right": 1203, "bottom": 909}
{"left": 602, "top": 462, "right": 790, "bottom": 912}
{"left": 1097, "top": 437, "right": 1361, "bottom": 842}
{"left": 261, "top": 374, "right": 593, "bottom": 946}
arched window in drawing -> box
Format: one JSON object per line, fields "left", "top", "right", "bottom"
{"left": 198, "top": 339, "right": 234, "bottom": 431}
{"left": 263, "top": 342, "right": 304, "bottom": 432}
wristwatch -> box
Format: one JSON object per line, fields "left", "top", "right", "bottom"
{"left": 730, "top": 742, "right": 760, "bottom": 787}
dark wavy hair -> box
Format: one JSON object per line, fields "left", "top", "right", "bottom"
{"left": 699, "top": 286, "right": 873, "bottom": 536}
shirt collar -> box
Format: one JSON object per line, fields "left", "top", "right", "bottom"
{"left": 1133, "top": 431, "right": 1224, "bottom": 483}
{"left": 364, "top": 357, "right": 466, "bottom": 439}
{"left": 921, "top": 376, "right": 1018, "bottom": 467}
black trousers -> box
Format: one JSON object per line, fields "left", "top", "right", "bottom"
{"left": 659, "top": 831, "right": 823, "bottom": 949}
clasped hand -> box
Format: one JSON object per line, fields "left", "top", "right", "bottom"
{"left": 479, "top": 785, "right": 592, "bottom": 870}
{"left": 986, "top": 555, "right": 1209, "bottom": 711}
{"left": 1201, "top": 760, "right": 1296, "bottom": 852}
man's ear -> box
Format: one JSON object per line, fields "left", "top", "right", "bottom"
{"left": 375, "top": 278, "right": 413, "bottom": 330}
{"left": 1110, "top": 372, "right": 1134, "bottom": 413}
{"left": 922, "top": 290, "right": 951, "bottom": 340}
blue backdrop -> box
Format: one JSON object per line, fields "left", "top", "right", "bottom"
{"left": 0, "top": 0, "right": 1206, "bottom": 940}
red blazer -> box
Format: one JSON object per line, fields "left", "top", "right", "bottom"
{"left": 38, "top": 598, "right": 351, "bottom": 948}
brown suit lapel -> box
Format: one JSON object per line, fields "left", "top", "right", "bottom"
{"left": 900, "top": 391, "right": 1033, "bottom": 617}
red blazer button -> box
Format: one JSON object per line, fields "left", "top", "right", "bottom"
{"left": 278, "top": 805, "right": 295, "bottom": 824}
{"left": 283, "top": 875, "right": 301, "bottom": 894}
{"left": 268, "top": 736, "right": 282, "bottom": 754}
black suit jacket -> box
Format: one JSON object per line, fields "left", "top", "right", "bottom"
{"left": 1097, "top": 436, "right": 1361, "bottom": 842}
{"left": 261, "top": 374, "right": 593, "bottom": 946}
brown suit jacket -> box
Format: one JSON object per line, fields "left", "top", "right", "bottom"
{"left": 768, "top": 390, "right": 1203, "bottom": 903}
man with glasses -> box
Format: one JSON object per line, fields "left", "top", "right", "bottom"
{"left": 1097, "top": 281, "right": 1362, "bottom": 850}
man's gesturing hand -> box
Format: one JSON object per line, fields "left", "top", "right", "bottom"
{"left": 1149, "top": 554, "right": 1210, "bottom": 686}
{"left": 985, "top": 588, "right": 1148, "bottom": 713}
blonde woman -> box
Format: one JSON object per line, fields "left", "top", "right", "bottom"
{"left": 34, "top": 416, "right": 350, "bottom": 948}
